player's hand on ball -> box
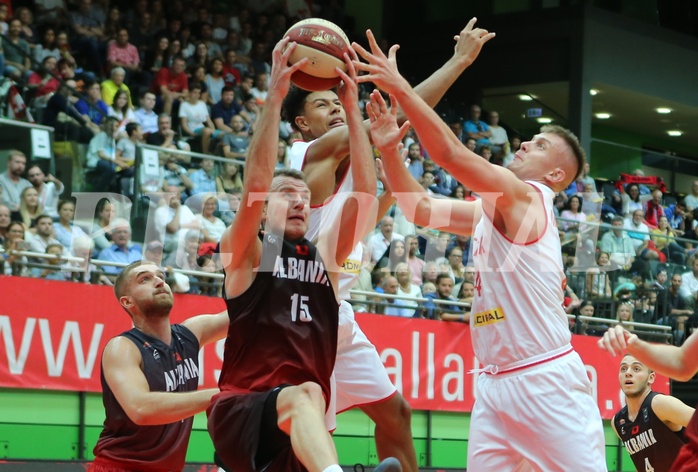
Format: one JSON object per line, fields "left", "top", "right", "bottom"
{"left": 335, "top": 47, "right": 360, "bottom": 106}
{"left": 269, "top": 38, "right": 308, "bottom": 98}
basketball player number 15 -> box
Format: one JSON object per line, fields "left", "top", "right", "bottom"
{"left": 290, "top": 294, "right": 312, "bottom": 322}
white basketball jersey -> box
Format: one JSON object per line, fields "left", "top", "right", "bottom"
{"left": 289, "top": 140, "right": 363, "bottom": 300}
{"left": 470, "top": 181, "right": 571, "bottom": 367}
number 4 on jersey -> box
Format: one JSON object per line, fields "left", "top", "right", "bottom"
{"left": 290, "top": 293, "right": 312, "bottom": 322}
{"left": 645, "top": 458, "right": 654, "bottom": 472}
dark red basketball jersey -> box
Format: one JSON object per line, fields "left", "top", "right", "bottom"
{"left": 219, "top": 233, "right": 339, "bottom": 404}
{"left": 93, "top": 325, "right": 200, "bottom": 471}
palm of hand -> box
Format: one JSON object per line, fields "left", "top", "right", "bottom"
{"left": 370, "top": 115, "right": 400, "bottom": 150}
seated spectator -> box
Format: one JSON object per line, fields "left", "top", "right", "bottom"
{"left": 464, "top": 104, "right": 491, "bottom": 152}
{"left": 26, "top": 164, "right": 63, "bottom": 220}
{"left": 11, "top": 187, "right": 42, "bottom": 230}
{"left": 53, "top": 199, "right": 88, "bottom": 254}
{"left": 405, "top": 142, "right": 424, "bottom": 180}
{"left": 585, "top": 252, "right": 613, "bottom": 300}
{"left": 86, "top": 117, "right": 123, "bottom": 192}
{"left": 3, "top": 19, "right": 31, "bottom": 81}
{"left": 42, "top": 80, "right": 99, "bottom": 144}
{"left": 189, "top": 158, "right": 217, "bottom": 196}
{"left": 69, "top": 0, "right": 105, "bottom": 73}
{"left": 665, "top": 200, "right": 687, "bottom": 235}
{"left": 633, "top": 289, "right": 658, "bottom": 324}
{"left": 381, "top": 276, "right": 414, "bottom": 318}
{"left": 218, "top": 189, "right": 241, "bottom": 226}
{"left": 29, "top": 214, "right": 65, "bottom": 256}
{"left": 449, "top": 118, "right": 466, "bottom": 144}
{"left": 0, "top": 150, "right": 32, "bottom": 212}
{"left": 143, "top": 34, "right": 170, "bottom": 82}
{"left": 101, "top": 67, "right": 132, "bottom": 108}
{"left": 616, "top": 301, "right": 636, "bottom": 330}
{"left": 479, "top": 145, "right": 493, "bottom": 163}
{"left": 76, "top": 81, "right": 109, "bottom": 126}
{"left": 486, "top": 110, "right": 508, "bottom": 159}
{"left": 33, "top": 27, "right": 60, "bottom": 64}
{"left": 188, "top": 65, "right": 210, "bottom": 104}
{"left": 238, "top": 93, "right": 259, "bottom": 133}
{"left": 196, "top": 194, "right": 226, "bottom": 243}
{"left": 95, "top": 218, "right": 142, "bottom": 276}
{"left": 109, "top": 89, "right": 137, "bottom": 138}
{"left": 652, "top": 215, "right": 686, "bottom": 265}
{"left": 369, "top": 216, "right": 405, "bottom": 265}
{"left": 220, "top": 115, "right": 249, "bottom": 159}
{"left": 2, "top": 221, "right": 28, "bottom": 275}
{"left": 249, "top": 71, "right": 268, "bottom": 105}
{"left": 179, "top": 83, "right": 222, "bottom": 153}
{"left": 616, "top": 183, "right": 651, "bottom": 217}
{"left": 29, "top": 243, "right": 67, "bottom": 281}
{"left": 572, "top": 299, "right": 606, "bottom": 336}
{"left": 134, "top": 91, "right": 158, "bottom": 135}
{"left": 106, "top": 29, "right": 140, "bottom": 82}
{"left": 600, "top": 215, "right": 648, "bottom": 281}
{"left": 424, "top": 274, "right": 461, "bottom": 320}
{"left": 559, "top": 195, "right": 587, "bottom": 240}
{"left": 162, "top": 158, "right": 194, "bottom": 195}
{"left": 445, "top": 246, "right": 466, "bottom": 284}
{"left": 215, "top": 161, "right": 243, "bottom": 193}
{"left": 163, "top": 229, "right": 203, "bottom": 291}
{"left": 154, "top": 186, "right": 198, "bottom": 253}
{"left": 643, "top": 188, "right": 665, "bottom": 228}
{"left": 0, "top": 205, "right": 10, "bottom": 245}
{"left": 89, "top": 199, "right": 115, "bottom": 253}
{"left": 625, "top": 209, "right": 662, "bottom": 263}
{"left": 151, "top": 55, "right": 188, "bottom": 116}
{"left": 26, "top": 56, "right": 61, "bottom": 107}
{"left": 684, "top": 180, "right": 698, "bottom": 212}
{"left": 211, "top": 86, "right": 242, "bottom": 133}
{"left": 205, "top": 58, "right": 225, "bottom": 105}
{"left": 422, "top": 230, "right": 452, "bottom": 264}
{"left": 146, "top": 113, "right": 191, "bottom": 161}
{"left": 679, "top": 258, "right": 698, "bottom": 311}
{"left": 375, "top": 239, "right": 407, "bottom": 275}
{"left": 221, "top": 48, "right": 242, "bottom": 88}
{"left": 115, "top": 122, "right": 144, "bottom": 196}
{"left": 63, "top": 234, "right": 107, "bottom": 284}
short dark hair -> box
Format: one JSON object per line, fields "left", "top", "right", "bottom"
{"left": 221, "top": 85, "right": 235, "bottom": 94}
{"left": 540, "top": 124, "right": 586, "bottom": 183}
{"left": 57, "top": 198, "right": 76, "bottom": 212}
{"left": 35, "top": 214, "right": 53, "bottom": 225}
{"left": 189, "top": 82, "right": 203, "bottom": 93}
{"left": 281, "top": 86, "right": 310, "bottom": 131}
{"left": 125, "top": 122, "right": 141, "bottom": 137}
{"left": 435, "top": 273, "right": 453, "bottom": 285}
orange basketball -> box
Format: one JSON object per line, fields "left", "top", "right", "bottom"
{"left": 284, "top": 18, "right": 350, "bottom": 91}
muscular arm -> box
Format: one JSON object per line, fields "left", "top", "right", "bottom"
{"left": 102, "top": 337, "right": 218, "bottom": 426}
{"left": 181, "top": 310, "right": 229, "bottom": 347}
{"left": 651, "top": 394, "right": 695, "bottom": 429}
{"left": 599, "top": 326, "right": 698, "bottom": 381}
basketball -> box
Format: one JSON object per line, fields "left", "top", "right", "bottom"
{"left": 284, "top": 18, "right": 351, "bottom": 91}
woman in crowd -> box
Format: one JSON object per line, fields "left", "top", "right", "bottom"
{"left": 27, "top": 56, "right": 60, "bottom": 106}
{"left": 12, "top": 187, "right": 42, "bottom": 230}
{"left": 197, "top": 195, "right": 226, "bottom": 243}
{"left": 189, "top": 41, "right": 209, "bottom": 69}
{"left": 559, "top": 195, "right": 587, "bottom": 239}
{"left": 2, "top": 222, "right": 28, "bottom": 276}
{"left": 651, "top": 215, "right": 686, "bottom": 265}
{"left": 145, "top": 36, "right": 170, "bottom": 76}
{"left": 215, "top": 161, "right": 243, "bottom": 193}
{"left": 205, "top": 58, "right": 225, "bottom": 105}
{"left": 15, "top": 7, "right": 37, "bottom": 45}
{"left": 585, "top": 251, "right": 613, "bottom": 300}
{"left": 376, "top": 239, "right": 407, "bottom": 275}
{"left": 0, "top": 205, "right": 10, "bottom": 245}
{"left": 395, "top": 262, "right": 422, "bottom": 300}
{"left": 92, "top": 199, "right": 116, "bottom": 253}
{"left": 615, "top": 302, "right": 635, "bottom": 329}
{"left": 53, "top": 199, "right": 88, "bottom": 253}
{"left": 108, "top": 90, "right": 136, "bottom": 137}
{"left": 33, "top": 27, "right": 60, "bottom": 63}
{"left": 620, "top": 183, "right": 648, "bottom": 216}
{"left": 103, "top": 6, "right": 123, "bottom": 43}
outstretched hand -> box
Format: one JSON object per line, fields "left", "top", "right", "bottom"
{"left": 452, "top": 18, "right": 496, "bottom": 66}
{"left": 351, "top": 30, "right": 408, "bottom": 95}
{"left": 366, "top": 90, "right": 411, "bottom": 156}
{"left": 268, "top": 37, "right": 309, "bottom": 99}
{"left": 597, "top": 324, "right": 638, "bottom": 357}
{"left": 335, "top": 47, "right": 360, "bottom": 106}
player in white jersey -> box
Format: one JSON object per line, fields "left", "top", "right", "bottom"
{"left": 281, "top": 18, "right": 494, "bottom": 472}
{"left": 353, "top": 28, "right": 606, "bottom": 470}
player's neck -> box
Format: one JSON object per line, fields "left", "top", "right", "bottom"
{"left": 133, "top": 316, "right": 172, "bottom": 345}
{"left": 625, "top": 388, "right": 651, "bottom": 419}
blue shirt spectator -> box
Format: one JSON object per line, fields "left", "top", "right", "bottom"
{"left": 95, "top": 218, "right": 142, "bottom": 275}
{"left": 189, "top": 158, "right": 217, "bottom": 195}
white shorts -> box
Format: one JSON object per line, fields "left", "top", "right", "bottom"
{"left": 326, "top": 301, "right": 397, "bottom": 429}
{"left": 467, "top": 350, "right": 606, "bottom": 471}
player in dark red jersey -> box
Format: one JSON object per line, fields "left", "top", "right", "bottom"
{"left": 612, "top": 354, "right": 694, "bottom": 472}
{"left": 600, "top": 327, "right": 698, "bottom": 471}
{"left": 208, "top": 38, "right": 398, "bottom": 472}
{"left": 90, "top": 260, "right": 229, "bottom": 472}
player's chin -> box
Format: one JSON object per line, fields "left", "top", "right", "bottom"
{"left": 285, "top": 220, "right": 308, "bottom": 239}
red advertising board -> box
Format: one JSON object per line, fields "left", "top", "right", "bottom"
{"left": 0, "top": 276, "right": 669, "bottom": 419}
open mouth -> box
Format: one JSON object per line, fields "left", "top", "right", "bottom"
{"left": 329, "top": 118, "right": 344, "bottom": 128}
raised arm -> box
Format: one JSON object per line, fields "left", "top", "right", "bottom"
{"left": 102, "top": 337, "right": 218, "bottom": 425}
{"left": 303, "top": 18, "right": 492, "bottom": 167}
{"left": 220, "top": 39, "right": 307, "bottom": 298}
{"left": 316, "top": 50, "right": 377, "bottom": 268}
{"left": 598, "top": 326, "right": 698, "bottom": 382}
{"left": 368, "top": 91, "right": 481, "bottom": 236}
